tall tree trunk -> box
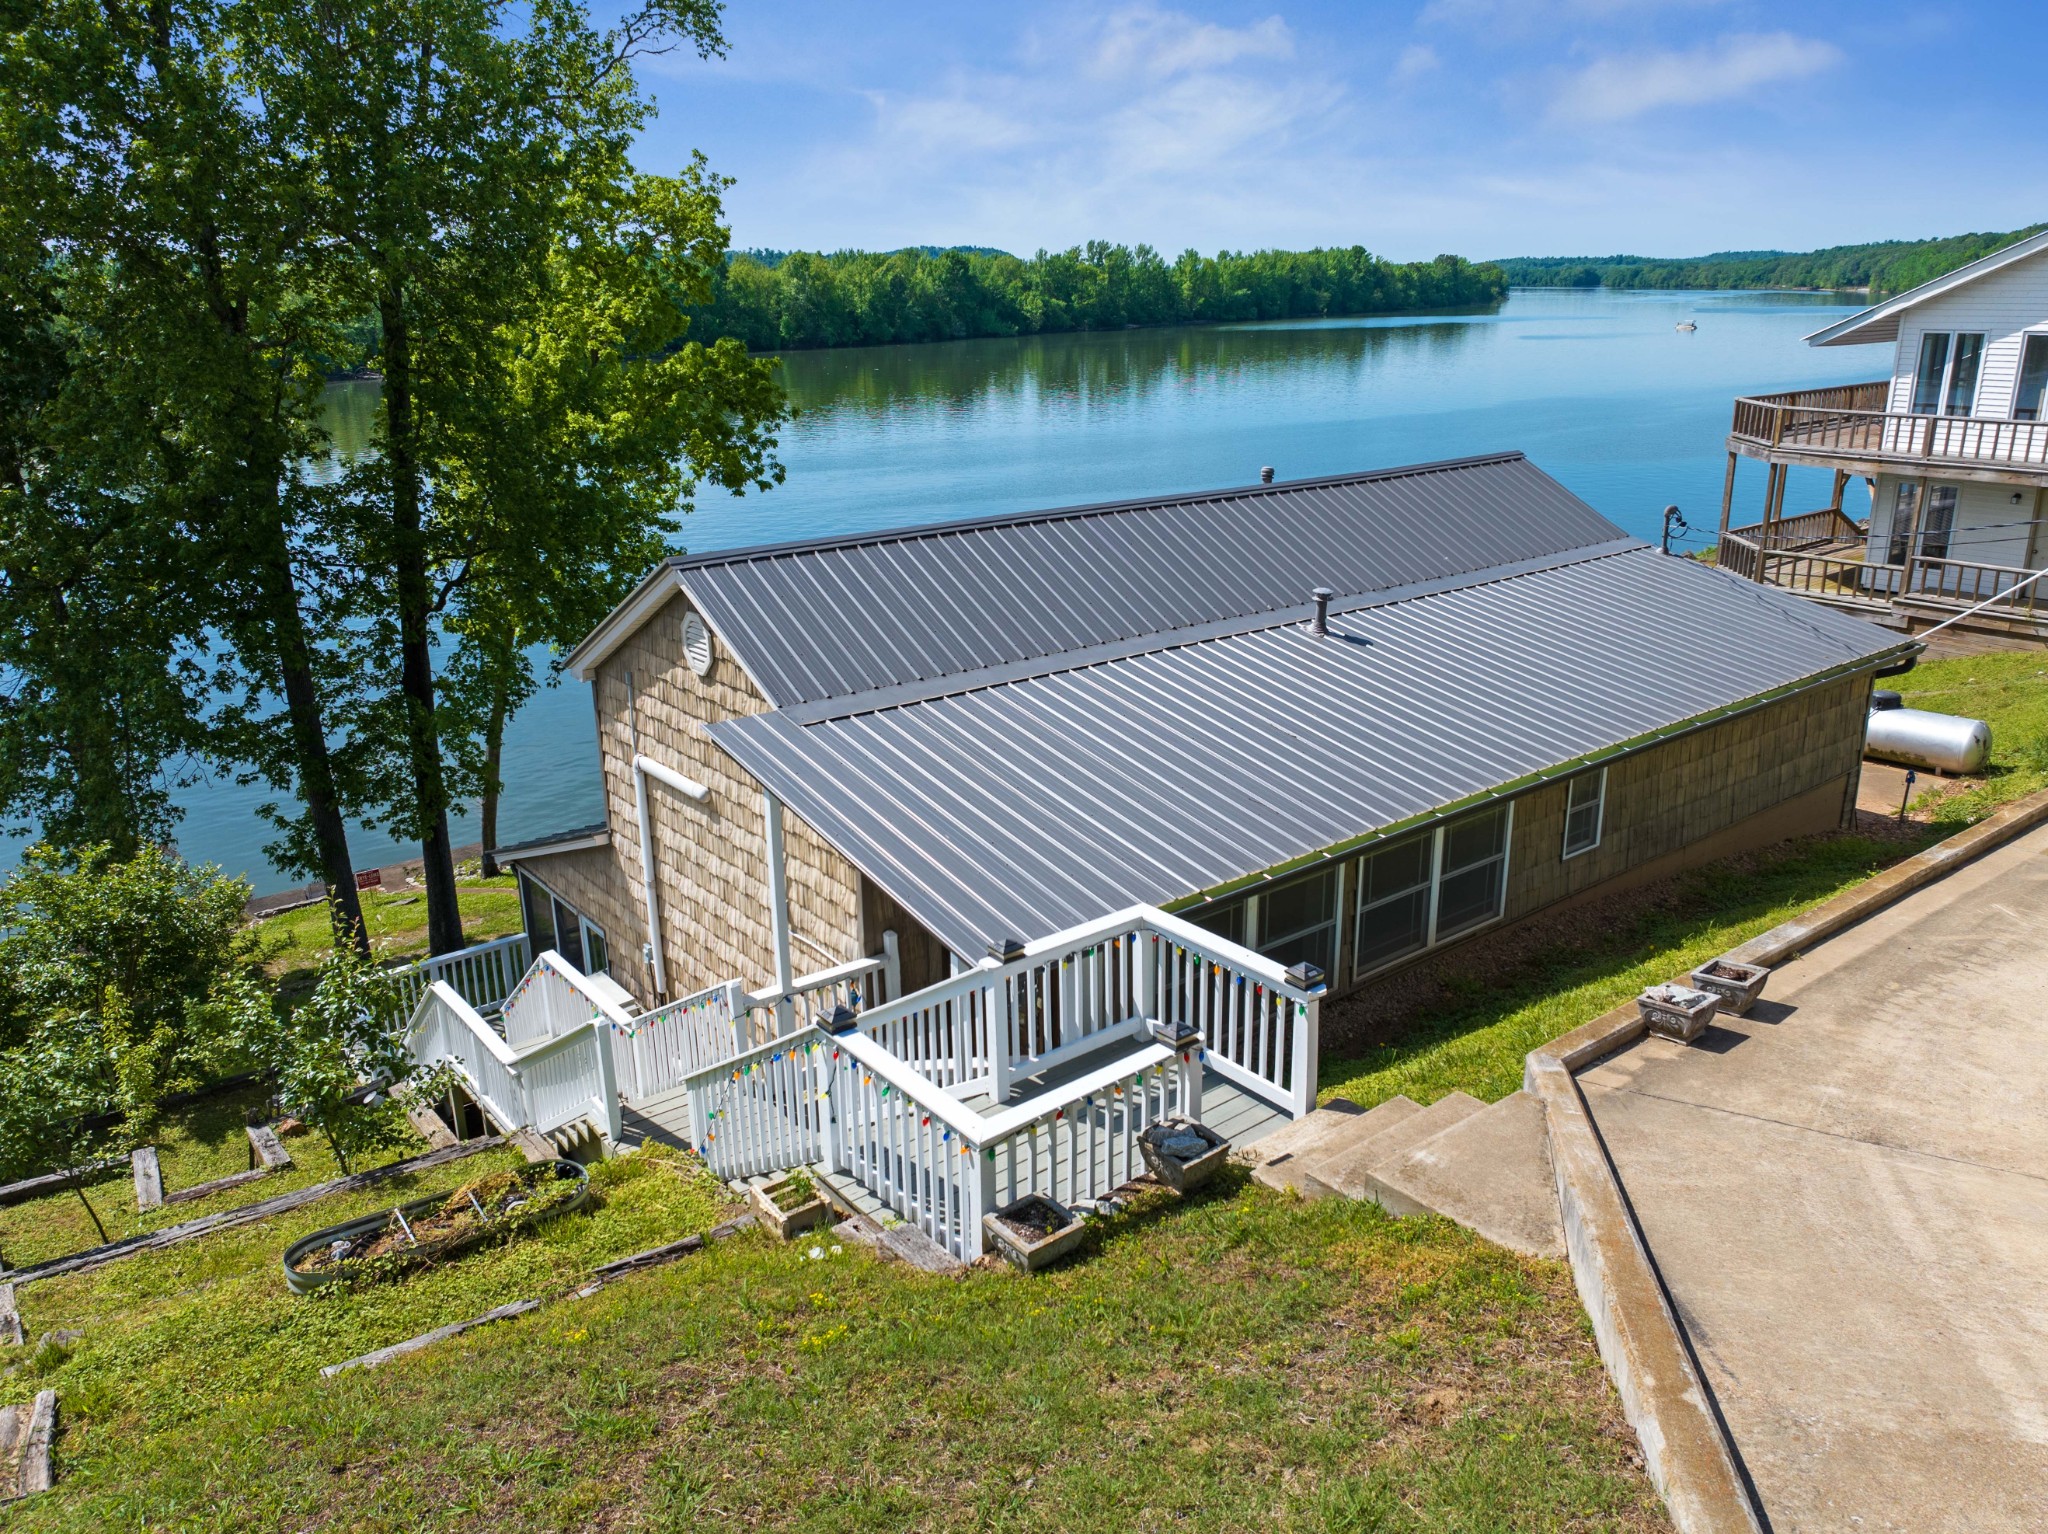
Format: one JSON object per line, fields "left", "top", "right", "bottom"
{"left": 251, "top": 501, "right": 369, "bottom": 957}
{"left": 478, "top": 672, "right": 509, "bottom": 879}
{"left": 380, "top": 290, "right": 465, "bottom": 956}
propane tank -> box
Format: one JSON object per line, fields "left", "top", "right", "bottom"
{"left": 1865, "top": 706, "right": 1991, "bottom": 775}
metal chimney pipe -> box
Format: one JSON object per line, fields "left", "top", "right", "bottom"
{"left": 1259, "top": 465, "right": 1275, "bottom": 484}
{"left": 1308, "top": 587, "right": 1333, "bottom": 637}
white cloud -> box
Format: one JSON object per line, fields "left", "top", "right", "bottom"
{"left": 1550, "top": 32, "right": 1842, "bottom": 124}
{"left": 1081, "top": 7, "right": 1293, "bottom": 81}
{"left": 787, "top": 5, "right": 1340, "bottom": 252}
{"left": 1421, "top": 0, "right": 1729, "bottom": 25}
{"left": 1393, "top": 44, "right": 1440, "bottom": 84}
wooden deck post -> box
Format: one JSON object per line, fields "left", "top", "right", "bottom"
{"left": 591, "top": 1021, "right": 623, "bottom": 1148}
{"left": 1289, "top": 995, "right": 1320, "bottom": 1119}
{"left": 1717, "top": 451, "right": 1738, "bottom": 537}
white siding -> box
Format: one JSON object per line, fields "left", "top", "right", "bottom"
{"left": 1884, "top": 249, "right": 2048, "bottom": 418}
{"left": 1866, "top": 473, "right": 2041, "bottom": 570}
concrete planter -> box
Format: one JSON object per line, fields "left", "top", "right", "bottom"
{"left": 1688, "top": 958, "right": 1770, "bottom": 1016}
{"left": 982, "top": 1194, "right": 1086, "bottom": 1272}
{"left": 1637, "top": 984, "right": 1720, "bottom": 1044}
{"left": 749, "top": 1171, "right": 832, "bottom": 1241}
{"left": 1137, "top": 1118, "right": 1230, "bottom": 1193}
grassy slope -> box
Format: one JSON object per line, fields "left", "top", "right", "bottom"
{"left": 8, "top": 1170, "right": 1666, "bottom": 1533}
{"left": 0, "top": 1088, "right": 437, "bottom": 1271}
{"left": 257, "top": 874, "right": 524, "bottom": 993}
{"left": 1320, "top": 650, "right": 2048, "bottom": 1109}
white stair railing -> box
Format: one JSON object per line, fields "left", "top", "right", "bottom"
{"left": 406, "top": 968, "right": 626, "bottom": 1146}
{"left": 406, "top": 982, "right": 530, "bottom": 1134}
{"left": 500, "top": 950, "right": 632, "bottom": 1050}
{"left": 388, "top": 933, "right": 531, "bottom": 1018}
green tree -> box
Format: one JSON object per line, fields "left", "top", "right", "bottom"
{"left": 0, "top": 844, "right": 270, "bottom": 1129}
{"left": 0, "top": 1035, "right": 123, "bottom": 1243}
{"left": 253, "top": 949, "right": 413, "bottom": 1175}
{"left": 240, "top": 0, "right": 785, "bottom": 955}
{"left": 0, "top": 0, "right": 377, "bottom": 951}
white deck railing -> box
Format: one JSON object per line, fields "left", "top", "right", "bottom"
{"left": 745, "top": 936, "right": 898, "bottom": 1031}
{"left": 685, "top": 1031, "right": 833, "bottom": 1179}
{"left": 388, "top": 933, "right": 530, "bottom": 1018}
{"left": 613, "top": 978, "right": 749, "bottom": 1104}
{"left": 847, "top": 907, "right": 1322, "bottom": 1117}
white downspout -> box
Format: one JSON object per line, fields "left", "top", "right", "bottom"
{"left": 631, "top": 754, "right": 709, "bottom": 1002}
{"left": 763, "top": 790, "right": 796, "bottom": 1033}
{"left": 624, "top": 668, "right": 710, "bottom": 1004}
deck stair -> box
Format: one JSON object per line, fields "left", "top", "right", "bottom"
{"left": 1248, "top": 1090, "right": 1564, "bottom": 1260}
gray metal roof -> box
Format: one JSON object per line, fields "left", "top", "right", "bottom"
{"left": 706, "top": 547, "right": 1909, "bottom": 958}
{"left": 570, "top": 453, "right": 1627, "bottom": 704}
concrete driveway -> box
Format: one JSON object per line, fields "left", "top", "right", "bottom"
{"left": 1580, "top": 820, "right": 2048, "bottom": 1533}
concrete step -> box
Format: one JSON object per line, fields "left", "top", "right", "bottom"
{"left": 1362, "top": 1091, "right": 1564, "bottom": 1260}
{"left": 1245, "top": 1097, "right": 1364, "bottom": 1165}
{"left": 1257, "top": 1096, "right": 1421, "bottom": 1197}
{"left": 1301, "top": 1091, "right": 1486, "bottom": 1201}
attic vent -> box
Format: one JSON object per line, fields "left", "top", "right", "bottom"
{"left": 682, "top": 611, "right": 713, "bottom": 677}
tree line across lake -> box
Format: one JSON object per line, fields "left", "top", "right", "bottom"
{"left": 1494, "top": 223, "right": 2046, "bottom": 297}
{"left": 688, "top": 244, "right": 1509, "bottom": 351}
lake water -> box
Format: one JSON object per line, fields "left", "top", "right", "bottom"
{"left": 13, "top": 286, "right": 1882, "bottom": 893}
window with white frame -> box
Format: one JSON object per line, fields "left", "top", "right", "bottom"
{"left": 1434, "top": 805, "right": 1512, "bottom": 939}
{"left": 1910, "top": 332, "right": 1987, "bottom": 417}
{"left": 1562, "top": 769, "right": 1606, "bottom": 859}
{"left": 2015, "top": 335, "right": 2048, "bottom": 422}
{"left": 516, "top": 870, "right": 609, "bottom": 976}
{"left": 1351, "top": 832, "right": 1433, "bottom": 978}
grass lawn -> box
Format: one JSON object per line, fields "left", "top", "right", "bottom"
{"left": 256, "top": 872, "right": 524, "bottom": 995}
{"left": 4, "top": 1164, "right": 1666, "bottom": 1532}
{"left": 1319, "top": 649, "right": 2048, "bottom": 1111}
{"left": 0, "top": 1086, "right": 434, "bottom": 1272}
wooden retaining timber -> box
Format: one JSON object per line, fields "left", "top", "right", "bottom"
{"left": 130, "top": 1147, "right": 163, "bottom": 1212}
{"left": 0, "top": 1390, "right": 56, "bottom": 1503}
{"left": 0, "top": 1283, "right": 21, "bottom": 1347}
{"left": 246, "top": 1124, "right": 293, "bottom": 1171}
{"left": 164, "top": 1167, "right": 274, "bottom": 1206}
{"left": 7, "top": 1138, "right": 506, "bottom": 1288}
{"left": 321, "top": 1214, "right": 760, "bottom": 1377}
{"left": 0, "top": 1162, "right": 119, "bottom": 1210}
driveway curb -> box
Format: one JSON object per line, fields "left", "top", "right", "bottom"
{"left": 1525, "top": 786, "right": 2048, "bottom": 1534}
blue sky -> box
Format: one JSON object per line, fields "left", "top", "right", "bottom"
{"left": 618, "top": 0, "right": 2048, "bottom": 261}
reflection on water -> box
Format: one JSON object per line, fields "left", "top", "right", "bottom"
{"left": 20, "top": 288, "right": 1880, "bottom": 892}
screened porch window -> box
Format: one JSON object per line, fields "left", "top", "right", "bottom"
{"left": 1435, "top": 806, "right": 1511, "bottom": 939}
{"left": 1351, "top": 833, "right": 1433, "bottom": 977}
{"left": 2015, "top": 335, "right": 2048, "bottom": 422}
{"left": 516, "top": 870, "right": 607, "bottom": 976}
{"left": 1188, "top": 897, "right": 1247, "bottom": 948}
{"left": 1258, "top": 866, "right": 1340, "bottom": 980}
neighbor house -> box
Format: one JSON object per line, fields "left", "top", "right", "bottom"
{"left": 1716, "top": 227, "right": 2048, "bottom": 644}
{"left": 406, "top": 451, "right": 1912, "bottom": 1258}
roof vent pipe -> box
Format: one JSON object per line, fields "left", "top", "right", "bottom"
{"left": 1259, "top": 465, "right": 1275, "bottom": 484}
{"left": 1307, "top": 587, "right": 1333, "bottom": 637}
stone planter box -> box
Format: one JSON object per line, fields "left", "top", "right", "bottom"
{"left": 1137, "top": 1118, "right": 1230, "bottom": 1193}
{"left": 749, "top": 1171, "right": 832, "bottom": 1241}
{"left": 1688, "top": 958, "right": 1770, "bottom": 1016}
{"left": 1637, "top": 983, "right": 1720, "bottom": 1044}
{"left": 982, "top": 1194, "right": 1086, "bottom": 1272}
